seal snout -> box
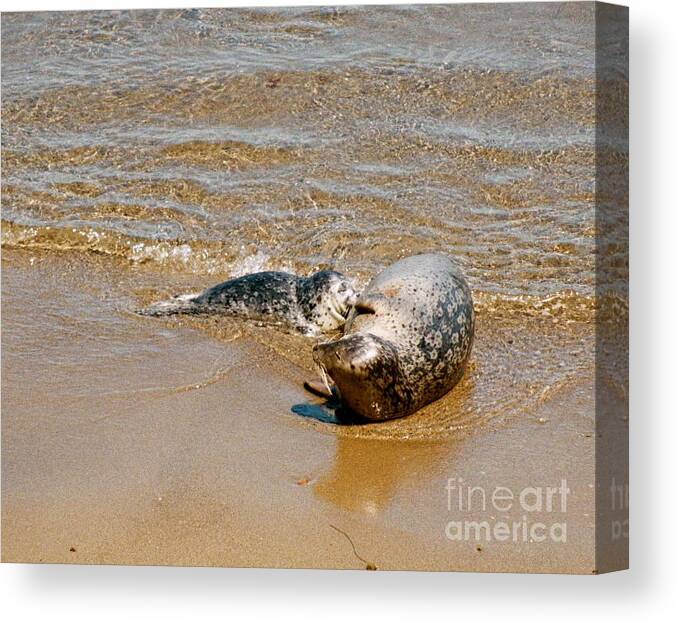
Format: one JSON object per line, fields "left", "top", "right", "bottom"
{"left": 344, "top": 288, "right": 359, "bottom": 310}
{"left": 313, "top": 340, "right": 348, "bottom": 373}
{"left": 312, "top": 341, "right": 333, "bottom": 366}
{"left": 335, "top": 282, "right": 358, "bottom": 319}
{"left": 313, "top": 333, "right": 382, "bottom": 380}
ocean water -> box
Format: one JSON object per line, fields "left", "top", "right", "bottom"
{"left": 1, "top": 4, "right": 628, "bottom": 439}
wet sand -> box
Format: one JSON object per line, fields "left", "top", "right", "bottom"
{"left": 2, "top": 248, "right": 598, "bottom": 573}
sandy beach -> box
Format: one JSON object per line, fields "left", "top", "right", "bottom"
{"left": 2, "top": 248, "right": 603, "bottom": 573}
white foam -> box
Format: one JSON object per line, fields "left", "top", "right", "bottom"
{"left": 229, "top": 250, "right": 270, "bottom": 277}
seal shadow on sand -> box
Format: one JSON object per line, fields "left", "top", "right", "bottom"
{"left": 291, "top": 395, "right": 366, "bottom": 426}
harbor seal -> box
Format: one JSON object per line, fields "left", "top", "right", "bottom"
{"left": 310, "top": 254, "right": 474, "bottom": 420}
{"left": 139, "top": 269, "right": 358, "bottom": 336}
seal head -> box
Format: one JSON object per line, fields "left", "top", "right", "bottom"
{"left": 297, "top": 270, "right": 358, "bottom": 334}
{"left": 313, "top": 332, "right": 412, "bottom": 420}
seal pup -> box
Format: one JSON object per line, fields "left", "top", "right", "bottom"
{"left": 139, "top": 269, "right": 357, "bottom": 336}
{"left": 309, "top": 254, "right": 474, "bottom": 420}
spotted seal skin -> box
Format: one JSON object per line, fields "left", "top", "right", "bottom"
{"left": 312, "top": 254, "right": 474, "bottom": 420}
{"left": 139, "top": 270, "right": 357, "bottom": 336}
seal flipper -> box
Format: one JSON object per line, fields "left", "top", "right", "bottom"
{"left": 136, "top": 293, "right": 202, "bottom": 317}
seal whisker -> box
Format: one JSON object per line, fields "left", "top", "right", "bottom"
{"left": 317, "top": 362, "right": 333, "bottom": 396}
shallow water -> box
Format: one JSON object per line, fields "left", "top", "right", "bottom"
{"left": 1, "top": 4, "right": 628, "bottom": 440}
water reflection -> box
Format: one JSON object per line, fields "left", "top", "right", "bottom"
{"left": 313, "top": 435, "right": 451, "bottom": 516}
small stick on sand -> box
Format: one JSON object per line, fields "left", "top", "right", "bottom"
{"left": 329, "top": 524, "right": 377, "bottom": 571}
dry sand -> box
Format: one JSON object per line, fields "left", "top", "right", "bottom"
{"left": 2, "top": 249, "right": 599, "bottom": 573}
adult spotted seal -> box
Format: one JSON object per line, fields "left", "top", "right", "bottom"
{"left": 309, "top": 254, "right": 474, "bottom": 420}
{"left": 139, "top": 269, "right": 357, "bottom": 336}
